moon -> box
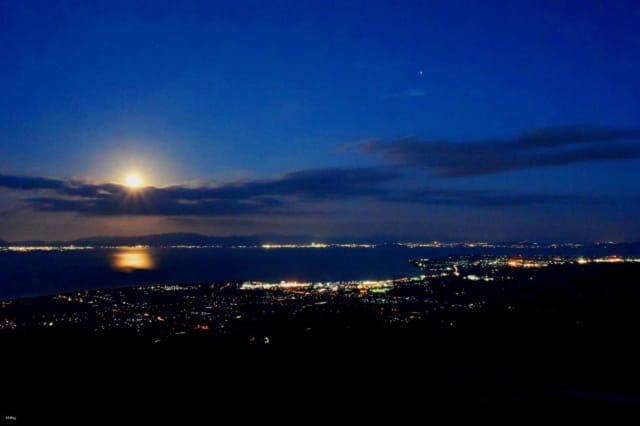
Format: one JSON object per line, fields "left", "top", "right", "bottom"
{"left": 125, "top": 173, "right": 142, "bottom": 188}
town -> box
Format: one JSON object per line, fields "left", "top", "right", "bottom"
{"left": 2, "top": 254, "right": 638, "bottom": 344}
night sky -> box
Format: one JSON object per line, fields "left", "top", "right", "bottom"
{"left": 1, "top": 0, "right": 639, "bottom": 242}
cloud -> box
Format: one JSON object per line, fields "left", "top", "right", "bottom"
{"left": 385, "top": 89, "right": 430, "bottom": 99}
{"left": 0, "top": 168, "right": 401, "bottom": 216}
{"left": 171, "top": 167, "right": 401, "bottom": 200}
{"left": 0, "top": 174, "right": 122, "bottom": 198}
{"left": 27, "top": 195, "right": 284, "bottom": 216}
{"left": 0, "top": 166, "right": 600, "bottom": 217}
{"left": 517, "top": 126, "right": 640, "bottom": 148}
{"left": 358, "top": 125, "right": 640, "bottom": 176}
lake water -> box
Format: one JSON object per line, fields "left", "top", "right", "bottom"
{"left": 0, "top": 245, "right": 632, "bottom": 300}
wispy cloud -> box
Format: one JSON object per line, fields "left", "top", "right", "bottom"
{"left": 358, "top": 125, "right": 640, "bottom": 176}
{"left": 385, "top": 89, "right": 430, "bottom": 99}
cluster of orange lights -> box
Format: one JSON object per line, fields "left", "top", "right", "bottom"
{"left": 506, "top": 258, "right": 547, "bottom": 268}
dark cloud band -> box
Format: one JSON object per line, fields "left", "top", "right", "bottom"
{"left": 358, "top": 125, "right": 640, "bottom": 177}
{"left": 0, "top": 166, "right": 593, "bottom": 217}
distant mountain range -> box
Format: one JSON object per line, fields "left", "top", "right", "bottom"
{"left": 3, "top": 233, "right": 318, "bottom": 247}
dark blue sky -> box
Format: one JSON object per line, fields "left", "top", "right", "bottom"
{"left": 1, "top": 0, "right": 639, "bottom": 241}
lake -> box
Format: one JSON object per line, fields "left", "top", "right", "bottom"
{"left": 0, "top": 244, "right": 632, "bottom": 300}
